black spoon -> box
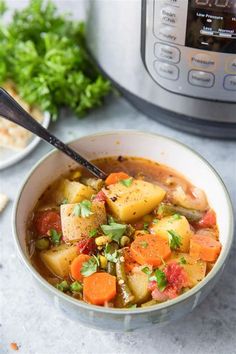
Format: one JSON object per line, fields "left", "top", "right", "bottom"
{"left": 0, "top": 88, "right": 107, "bottom": 180}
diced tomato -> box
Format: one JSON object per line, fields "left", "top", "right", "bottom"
{"left": 34, "top": 210, "right": 61, "bottom": 235}
{"left": 93, "top": 190, "right": 106, "bottom": 203}
{"left": 149, "top": 262, "right": 188, "bottom": 302}
{"left": 198, "top": 210, "right": 216, "bottom": 228}
{"left": 164, "top": 262, "right": 188, "bottom": 290}
{"left": 77, "top": 237, "right": 97, "bottom": 255}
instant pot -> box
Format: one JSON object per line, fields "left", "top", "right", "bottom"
{"left": 86, "top": 0, "right": 236, "bottom": 138}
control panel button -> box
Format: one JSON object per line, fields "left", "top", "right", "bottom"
{"left": 157, "top": 25, "right": 178, "bottom": 43}
{"left": 154, "top": 61, "right": 179, "bottom": 81}
{"left": 154, "top": 43, "right": 180, "bottom": 64}
{"left": 224, "top": 75, "right": 236, "bottom": 91}
{"left": 188, "top": 70, "right": 215, "bottom": 88}
{"left": 191, "top": 53, "right": 216, "bottom": 69}
{"left": 227, "top": 59, "right": 236, "bottom": 73}
{"left": 161, "top": 7, "right": 178, "bottom": 25}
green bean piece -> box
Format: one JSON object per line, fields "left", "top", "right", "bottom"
{"left": 107, "top": 261, "right": 116, "bottom": 275}
{"left": 157, "top": 203, "right": 204, "bottom": 222}
{"left": 35, "top": 238, "right": 50, "bottom": 250}
{"left": 116, "top": 257, "right": 135, "bottom": 307}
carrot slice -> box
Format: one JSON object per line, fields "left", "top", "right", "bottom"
{"left": 130, "top": 234, "right": 171, "bottom": 267}
{"left": 190, "top": 234, "right": 221, "bottom": 262}
{"left": 70, "top": 254, "right": 91, "bottom": 281}
{"left": 105, "top": 172, "right": 130, "bottom": 186}
{"left": 123, "top": 247, "right": 139, "bottom": 272}
{"left": 83, "top": 272, "right": 117, "bottom": 305}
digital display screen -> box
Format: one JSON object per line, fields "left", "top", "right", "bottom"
{"left": 186, "top": 0, "right": 236, "bottom": 53}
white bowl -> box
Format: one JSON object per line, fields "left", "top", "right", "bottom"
{"left": 12, "top": 131, "right": 234, "bottom": 331}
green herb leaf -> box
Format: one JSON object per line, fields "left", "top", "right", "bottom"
{"left": 50, "top": 229, "right": 62, "bottom": 245}
{"left": 72, "top": 200, "right": 93, "bottom": 218}
{"left": 0, "top": 0, "right": 111, "bottom": 119}
{"left": 104, "top": 244, "right": 119, "bottom": 263}
{"left": 140, "top": 240, "right": 148, "bottom": 249}
{"left": 167, "top": 230, "right": 182, "bottom": 250}
{"left": 101, "top": 223, "right": 126, "bottom": 243}
{"left": 72, "top": 204, "right": 81, "bottom": 217}
{"left": 152, "top": 218, "right": 159, "bottom": 224}
{"left": 179, "top": 256, "right": 187, "bottom": 265}
{"left": 80, "top": 200, "right": 93, "bottom": 218}
{"left": 70, "top": 281, "right": 83, "bottom": 293}
{"left": 80, "top": 256, "right": 99, "bottom": 277}
{"left": 56, "top": 280, "right": 69, "bottom": 292}
{"left": 141, "top": 266, "right": 152, "bottom": 275}
{"left": 0, "top": 0, "right": 7, "bottom": 15}
{"left": 143, "top": 222, "right": 149, "bottom": 231}
{"left": 89, "top": 228, "right": 98, "bottom": 238}
{"left": 120, "top": 177, "right": 133, "bottom": 187}
{"left": 61, "top": 198, "right": 68, "bottom": 205}
{"left": 154, "top": 269, "right": 167, "bottom": 292}
{"left": 172, "top": 214, "right": 181, "bottom": 220}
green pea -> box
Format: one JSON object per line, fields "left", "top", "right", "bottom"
{"left": 35, "top": 238, "right": 50, "bottom": 250}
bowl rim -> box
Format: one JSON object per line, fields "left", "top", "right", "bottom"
{"left": 12, "top": 130, "right": 234, "bottom": 315}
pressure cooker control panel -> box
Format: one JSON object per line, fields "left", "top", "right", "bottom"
{"left": 142, "top": 0, "right": 236, "bottom": 101}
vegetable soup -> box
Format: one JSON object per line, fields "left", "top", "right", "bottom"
{"left": 27, "top": 156, "right": 221, "bottom": 308}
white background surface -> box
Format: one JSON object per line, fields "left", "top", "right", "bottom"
{"left": 1, "top": 1, "right": 236, "bottom": 354}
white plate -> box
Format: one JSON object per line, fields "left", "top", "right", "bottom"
{"left": 0, "top": 112, "right": 50, "bottom": 170}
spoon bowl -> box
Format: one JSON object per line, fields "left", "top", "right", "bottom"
{"left": 0, "top": 88, "right": 107, "bottom": 179}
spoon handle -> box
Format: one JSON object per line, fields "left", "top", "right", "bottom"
{"left": 0, "top": 88, "right": 107, "bottom": 180}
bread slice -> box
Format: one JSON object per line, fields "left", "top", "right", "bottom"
{"left": 0, "top": 193, "right": 9, "bottom": 213}
{"left": 0, "top": 82, "right": 43, "bottom": 150}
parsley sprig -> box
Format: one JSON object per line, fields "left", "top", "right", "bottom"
{"left": 72, "top": 200, "right": 93, "bottom": 218}
{"left": 80, "top": 256, "right": 99, "bottom": 277}
{"left": 50, "top": 229, "right": 62, "bottom": 245}
{"left": 0, "top": 0, "right": 111, "bottom": 119}
{"left": 149, "top": 269, "right": 167, "bottom": 291}
{"left": 101, "top": 222, "right": 126, "bottom": 243}
{"left": 167, "top": 230, "right": 182, "bottom": 250}
{"left": 120, "top": 177, "right": 133, "bottom": 187}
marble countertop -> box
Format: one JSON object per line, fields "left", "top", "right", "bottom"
{"left": 1, "top": 1, "right": 236, "bottom": 353}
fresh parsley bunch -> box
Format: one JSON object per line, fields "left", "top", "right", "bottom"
{"left": 0, "top": 0, "right": 111, "bottom": 120}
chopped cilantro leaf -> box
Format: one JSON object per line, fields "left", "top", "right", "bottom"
{"left": 143, "top": 222, "right": 149, "bottom": 231}
{"left": 101, "top": 223, "right": 126, "bottom": 243}
{"left": 61, "top": 198, "right": 68, "bottom": 205}
{"left": 80, "top": 256, "right": 99, "bottom": 277}
{"left": 172, "top": 214, "right": 181, "bottom": 220}
{"left": 140, "top": 240, "right": 148, "bottom": 249}
{"left": 72, "top": 200, "right": 93, "bottom": 218}
{"left": 50, "top": 229, "right": 62, "bottom": 245}
{"left": 152, "top": 218, "right": 159, "bottom": 224}
{"left": 89, "top": 228, "right": 98, "bottom": 238}
{"left": 179, "top": 256, "right": 187, "bottom": 265}
{"left": 141, "top": 266, "right": 152, "bottom": 275}
{"left": 120, "top": 177, "right": 133, "bottom": 187}
{"left": 154, "top": 269, "right": 167, "bottom": 292}
{"left": 167, "top": 229, "right": 182, "bottom": 250}
{"left": 104, "top": 244, "right": 119, "bottom": 263}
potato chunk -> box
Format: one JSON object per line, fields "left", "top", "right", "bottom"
{"left": 40, "top": 244, "right": 77, "bottom": 278}
{"left": 150, "top": 215, "right": 192, "bottom": 252}
{"left": 103, "top": 180, "right": 166, "bottom": 222}
{"left": 167, "top": 252, "right": 206, "bottom": 288}
{"left": 58, "top": 179, "right": 95, "bottom": 204}
{"left": 127, "top": 271, "right": 151, "bottom": 304}
{"left": 60, "top": 201, "right": 107, "bottom": 242}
